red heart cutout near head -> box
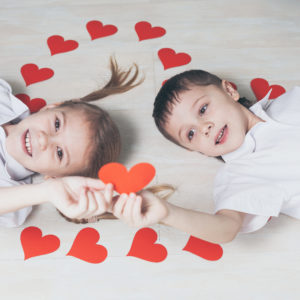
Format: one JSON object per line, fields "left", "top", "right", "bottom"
{"left": 20, "top": 226, "right": 60, "bottom": 260}
{"left": 67, "top": 228, "right": 107, "bottom": 264}
{"left": 250, "top": 78, "right": 286, "bottom": 101}
{"left": 158, "top": 48, "right": 191, "bottom": 70}
{"left": 86, "top": 20, "right": 118, "bottom": 40}
{"left": 15, "top": 93, "right": 46, "bottom": 113}
{"left": 47, "top": 35, "right": 79, "bottom": 56}
{"left": 127, "top": 228, "right": 167, "bottom": 263}
{"left": 135, "top": 21, "right": 166, "bottom": 41}
{"left": 98, "top": 162, "right": 155, "bottom": 194}
{"left": 21, "top": 63, "right": 54, "bottom": 86}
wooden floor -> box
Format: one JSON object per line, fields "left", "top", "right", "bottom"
{"left": 1, "top": 0, "right": 300, "bottom": 299}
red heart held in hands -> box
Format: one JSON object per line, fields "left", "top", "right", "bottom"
{"left": 183, "top": 236, "right": 223, "bottom": 261}
{"left": 250, "top": 78, "right": 286, "bottom": 101}
{"left": 20, "top": 226, "right": 60, "bottom": 260}
{"left": 67, "top": 228, "right": 108, "bottom": 264}
{"left": 86, "top": 20, "right": 118, "bottom": 40}
{"left": 135, "top": 21, "right": 166, "bottom": 41}
{"left": 98, "top": 162, "right": 156, "bottom": 194}
{"left": 15, "top": 93, "right": 46, "bottom": 113}
{"left": 158, "top": 48, "right": 191, "bottom": 70}
{"left": 127, "top": 228, "right": 168, "bottom": 263}
{"left": 21, "top": 63, "right": 54, "bottom": 86}
{"left": 47, "top": 35, "right": 79, "bottom": 56}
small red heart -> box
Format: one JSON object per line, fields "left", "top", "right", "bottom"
{"left": 158, "top": 48, "right": 191, "bottom": 70}
{"left": 250, "top": 78, "right": 286, "bottom": 101}
{"left": 20, "top": 226, "right": 60, "bottom": 260}
{"left": 15, "top": 93, "right": 46, "bottom": 113}
{"left": 183, "top": 236, "right": 223, "bottom": 261}
{"left": 135, "top": 21, "right": 166, "bottom": 41}
{"left": 127, "top": 228, "right": 167, "bottom": 263}
{"left": 86, "top": 20, "right": 118, "bottom": 40}
{"left": 98, "top": 162, "right": 155, "bottom": 194}
{"left": 47, "top": 35, "right": 79, "bottom": 56}
{"left": 21, "top": 63, "right": 54, "bottom": 86}
{"left": 67, "top": 228, "right": 108, "bottom": 264}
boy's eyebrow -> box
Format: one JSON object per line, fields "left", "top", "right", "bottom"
{"left": 61, "top": 111, "right": 70, "bottom": 167}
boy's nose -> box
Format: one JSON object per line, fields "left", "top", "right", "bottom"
{"left": 38, "top": 131, "right": 49, "bottom": 151}
{"left": 200, "top": 122, "right": 213, "bottom": 136}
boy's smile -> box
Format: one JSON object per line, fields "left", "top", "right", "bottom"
{"left": 3, "top": 106, "right": 92, "bottom": 177}
{"left": 164, "top": 81, "right": 263, "bottom": 157}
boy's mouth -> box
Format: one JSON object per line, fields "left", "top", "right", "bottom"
{"left": 215, "top": 125, "right": 228, "bottom": 145}
{"left": 22, "top": 130, "right": 32, "bottom": 156}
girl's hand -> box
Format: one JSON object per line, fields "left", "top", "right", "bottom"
{"left": 43, "top": 176, "right": 114, "bottom": 219}
{"left": 112, "top": 190, "right": 169, "bottom": 227}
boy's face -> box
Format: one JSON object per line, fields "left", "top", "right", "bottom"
{"left": 164, "top": 81, "right": 259, "bottom": 157}
{"left": 5, "top": 106, "right": 92, "bottom": 177}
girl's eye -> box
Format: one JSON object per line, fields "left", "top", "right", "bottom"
{"left": 188, "top": 129, "right": 195, "bottom": 141}
{"left": 199, "top": 104, "right": 208, "bottom": 114}
{"left": 55, "top": 117, "right": 60, "bottom": 131}
{"left": 57, "top": 146, "right": 63, "bottom": 161}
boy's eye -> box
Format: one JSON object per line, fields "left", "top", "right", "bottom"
{"left": 199, "top": 104, "right": 208, "bottom": 114}
{"left": 55, "top": 117, "right": 60, "bottom": 131}
{"left": 188, "top": 129, "right": 195, "bottom": 141}
{"left": 57, "top": 146, "right": 63, "bottom": 161}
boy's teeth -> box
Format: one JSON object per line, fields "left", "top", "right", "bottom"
{"left": 25, "top": 131, "right": 32, "bottom": 155}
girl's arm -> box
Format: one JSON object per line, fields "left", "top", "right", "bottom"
{"left": 111, "top": 191, "right": 245, "bottom": 244}
{"left": 0, "top": 177, "right": 114, "bottom": 220}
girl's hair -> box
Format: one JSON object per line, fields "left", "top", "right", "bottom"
{"left": 57, "top": 56, "right": 144, "bottom": 178}
{"left": 152, "top": 69, "right": 252, "bottom": 146}
{"left": 59, "top": 184, "right": 175, "bottom": 224}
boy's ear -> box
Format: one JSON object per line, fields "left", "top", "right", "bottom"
{"left": 40, "top": 102, "right": 63, "bottom": 112}
{"left": 222, "top": 80, "right": 240, "bottom": 101}
{"left": 44, "top": 175, "right": 56, "bottom": 180}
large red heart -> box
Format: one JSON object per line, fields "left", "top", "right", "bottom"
{"left": 47, "top": 35, "right": 79, "bottom": 56}
{"left": 67, "top": 228, "right": 108, "bottom": 264}
{"left": 183, "top": 236, "right": 223, "bottom": 261}
{"left": 127, "top": 228, "right": 167, "bottom": 263}
{"left": 98, "top": 162, "right": 155, "bottom": 194}
{"left": 15, "top": 93, "right": 46, "bottom": 113}
{"left": 135, "top": 21, "right": 166, "bottom": 41}
{"left": 86, "top": 20, "right": 118, "bottom": 40}
{"left": 21, "top": 63, "right": 54, "bottom": 86}
{"left": 20, "top": 226, "right": 60, "bottom": 260}
{"left": 158, "top": 48, "right": 191, "bottom": 70}
{"left": 250, "top": 78, "right": 286, "bottom": 101}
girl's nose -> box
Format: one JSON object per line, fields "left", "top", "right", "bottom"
{"left": 38, "top": 131, "right": 48, "bottom": 150}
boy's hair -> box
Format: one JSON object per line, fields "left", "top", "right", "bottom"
{"left": 152, "top": 69, "right": 252, "bottom": 146}
{"left": 57, "top": 56, "right": 144, "bottom": 178}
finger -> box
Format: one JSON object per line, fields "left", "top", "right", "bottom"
{"left": 69, "top": 188, "right": 88, "bottom": 218}
{"left": 123, "top": 193, "right": 136, "bottom": 223}
{"left": 83, "top": 178, "right": 106, "bottom": 190}
{"left": 104, "top": 183, "right": 114, "bottom": 205}
{"left": 132, "top": 195, "right": 143, "bottom": 226}
{"left": 93, "top": 191, "right": 107, "bottom": 216}
{"left": 82, "top": 190, "right": 98, "bottom": 218}
{"left": 112, "top": 194, "right": 128, "bottom": 218}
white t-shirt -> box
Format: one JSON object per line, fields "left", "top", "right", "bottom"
{"left": 0, "top": 79, "right": 34, "bottom": 227}
{"left": 214, "top": 87, "right": 300, "bottom": 233}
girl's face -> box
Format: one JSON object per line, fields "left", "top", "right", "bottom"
{"left": 4, "top": 106, "right": 92, "bottom": 177}
{"left": 164, "top": 81, "right": 263, "bottom": 157}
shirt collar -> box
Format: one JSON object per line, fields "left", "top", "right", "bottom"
{"left": 221, "top": 90, "right": 272, "bottom": 163}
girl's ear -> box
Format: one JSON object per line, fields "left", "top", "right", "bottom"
{"left": 40, "top": 102, "right": 63, "bottom": 112}
{"left": 222, "top": 80, "right": 240, "bottom": 101}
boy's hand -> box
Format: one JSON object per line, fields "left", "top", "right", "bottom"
{"left": 44, "top": 177, "right": 114, "bottom": 219}
{"left": 112, "top": 190, "right": 169, "bottom": 227}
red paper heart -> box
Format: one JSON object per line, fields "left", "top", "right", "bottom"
{"left": 135, "top": 21, "right": 166, "bottom": 41}
{"left": 127, "top": 228, "right": 167, "bottom": 262}
{"left": 250, "top": 78, "right": 286, "bottom": 101}
{"left": 67, "top": 228, "right": 108, "bottom": 264}
{"left": 15, "top": 93, "right": 46, "bottom": 113}
{"left": 47, "top": 35, "right": 79, "bottom": 55}
{"left": 86, "top": 20, "right": 118, "bottom": 40}
{"left": 98, "top": 162, "right": 155, "bottom": 194}
{"left": 158, "top": 48, "right": 191, "bottom": 70}
{"left": 21, "top": 63, "right": 54, "bottom": 86}
{"left": 20, "top": 226, "right": 60, "bottom": 260}
{"left": 183, "top": 236, "right": 223, "bottom": 261}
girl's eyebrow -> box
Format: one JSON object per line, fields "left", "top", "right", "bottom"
{"left": 60, "top": 111, "right": 70, "bottom": 167}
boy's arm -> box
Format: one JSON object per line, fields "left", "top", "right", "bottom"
{"left": 161, "top": 203, "right": 245, "bottom": 244}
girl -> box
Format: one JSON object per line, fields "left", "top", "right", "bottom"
{"left": 108, "top": 69, "right": 300, "bottom": 244}
{"left": 0, "top": 56, "right": 143, "bottom": 227}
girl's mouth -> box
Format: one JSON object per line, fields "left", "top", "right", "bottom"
{"left": 215, "top": 125, "right": 228, "bottom": 145}
{"left": 22, "top": 130, "right": 32, "bottom": 156}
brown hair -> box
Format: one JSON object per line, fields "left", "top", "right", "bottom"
{"left": 59, "top": 184, "right": 175, "bottom": 224}
{"left": 57, "top": 56, "right": 144, "bottom": 178}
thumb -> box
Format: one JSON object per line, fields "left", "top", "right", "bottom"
{"left": 83, "top": 178, "right": 106, "bottom": 190}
